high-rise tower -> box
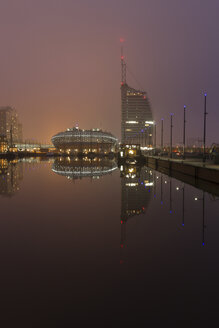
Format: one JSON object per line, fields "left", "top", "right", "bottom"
{"left": 0, "top": 107, "right": 23, "bottom": 145}
{"left": 120, "top": 40, "right": 154, "bottom": 147}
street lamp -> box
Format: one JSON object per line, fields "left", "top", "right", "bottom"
{"left": 161, "top": 118, "right": 164, "bottom": 151}
{"left": 154, "top": 123, "right": 156, "bottom": 155}
{"left": 170, "top": 114, "right": 173, "bottom": 158}
{"left": 203, "top": 93, "right": 208, "bottom": 163}
{"left": 183, "top": 105, "right": 187, "bottom": 160}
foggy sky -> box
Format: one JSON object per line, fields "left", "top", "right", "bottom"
{"left": 0, "top": 0, "right": 218, "bottom": 145}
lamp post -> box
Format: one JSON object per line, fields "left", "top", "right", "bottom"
{"left": 154, "top": 123, "right": 156, "bottom": 155}
{"left": 161, "top": 119, "right": 164, "bottom": 150}
{"left": 170, "top": 114, "right": 173, "bottom": 158}
{"left": 203, "top": 93, "right": 207, "bottom": 163}
{"left": 183, "top": 105, "right": 186, "bottom": 160}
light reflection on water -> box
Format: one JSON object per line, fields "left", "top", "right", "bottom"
{"left": 0, "top": 158, "right": 219, "bottom": 325}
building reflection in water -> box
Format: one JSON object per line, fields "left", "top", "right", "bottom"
{"left": 120, "top": 166, "right": 219, "bottom": 255}
{"left": 119, "top": 164, "right": 154, "bottom": 262}
{"left": 0, "top": 159, "right": 23, "bottom": 197}
{"left": 163, "top": 174, "right": 217, "bottom": 247}
{"left": 52, "top": 157, "right": 118, "bottom": 180}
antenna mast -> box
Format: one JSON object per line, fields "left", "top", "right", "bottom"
{"left": 120, "top": 38, "right": 126, "bottom": 85}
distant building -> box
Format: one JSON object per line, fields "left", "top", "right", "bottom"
{"left": 0, "top": 107, "right": 23, "bottom": 146}
{"left": 18, "top": 123, "right": 23, "bottom": 143}
{"left": 51, "top": 127, "right": 118, "bottom": 154}
{"left": 0, "top": 136, "right": 8, "bottom": 153}
{"left": 120, "top": 45, "right": 154, "bottom": 147}
{"left": 121, "top": 84, "right": 154, "bottom": 147}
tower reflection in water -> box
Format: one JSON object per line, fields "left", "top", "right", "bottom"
{"left": 0, "top": 159, "right": 23, "bottom": 197}
{"left": 52, "top": 157, "right": 118, "bottom": 180}
{"left": 119, "top": 164, "right": 154, "bottom": 262}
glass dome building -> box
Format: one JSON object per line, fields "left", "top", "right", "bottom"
{"left": 51, "top": 127, "right": 118, "bottom": 154}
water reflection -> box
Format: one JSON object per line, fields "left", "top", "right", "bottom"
{"left": 52, "top": 157, "right": 118, "bottom": 180}
{"left": 0, "top": 159, "right": 23, "bottom": 197}
{"left": 119, "top": 165, "right": 154, "bottom": 260}
{"left": 1, "top": 158, "right": 219, "bottom": 323}
{"left": 1, "top": 157, "right": 217, "bottom": 250}
{"left": 119, "top": 164, "right": 219, "bottom": 249}
{"left": 120, "top": 165, "right": 154, "bottom": 222}
{"left": 160, "top": 173, "right": 209, "bottom": 247}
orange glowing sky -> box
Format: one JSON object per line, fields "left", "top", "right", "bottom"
{"left": 0, "top": 0, "right": 219, "bottom": 145}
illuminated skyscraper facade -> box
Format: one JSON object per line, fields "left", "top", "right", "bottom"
{"left": 121, "top": 84, "right": 153, "bottom": 147}
{"left": 120, "top": 40, "right": 154, "bottom": 147}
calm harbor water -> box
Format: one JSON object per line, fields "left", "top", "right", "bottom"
{"left": 0, "top": 158, "right": 219, "bottom": 325}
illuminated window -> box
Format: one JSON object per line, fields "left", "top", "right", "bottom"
{"left": 145, "top": 121, "right": 154, "bottom": 125}
{"left": 126, "top": 121, "right": 138, "bottom": 124}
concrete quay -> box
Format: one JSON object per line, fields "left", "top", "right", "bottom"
{"left": 145, "top": 156, "right": 219, "bottom": 196}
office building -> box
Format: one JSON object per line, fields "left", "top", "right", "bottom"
{"left": 120, "top": 46, "right": 154, "bottom": 147}
{"left": 0, "top": 106, "right": 23, "bottom": 145}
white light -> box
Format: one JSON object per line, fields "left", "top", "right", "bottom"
{"left": 145, "top": 182, "right": 154, "bottom": 186}
{"left": 195, "top": 197, "right": 198, "bottom": 201}
{"left": 145, "top": 121, "right": 154, "bottom": 125}
{"left": 140, "top": 146, "right": 153, "bottom": 150}
{"left": 126, "top": 183, "right": 138, "bottom": 187}
{"left": 126, "top": 121, "right": 138, "bottom": 124}
{"left": 176, "top": 187, "right": 179, "bottom": 190}
{"left": 120, "top": 165, "right": 124, "bottom": 171}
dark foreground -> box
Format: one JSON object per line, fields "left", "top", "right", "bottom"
{"left": 0, "top": 158, "right": 219, "bottom": 326}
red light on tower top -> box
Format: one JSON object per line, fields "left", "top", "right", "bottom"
{"left": 120, "top": 38, "right": 125, "bottom": 43}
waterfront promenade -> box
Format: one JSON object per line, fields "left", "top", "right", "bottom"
{"left": 145, "top": 155, "right": 219, "bottom": 196}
